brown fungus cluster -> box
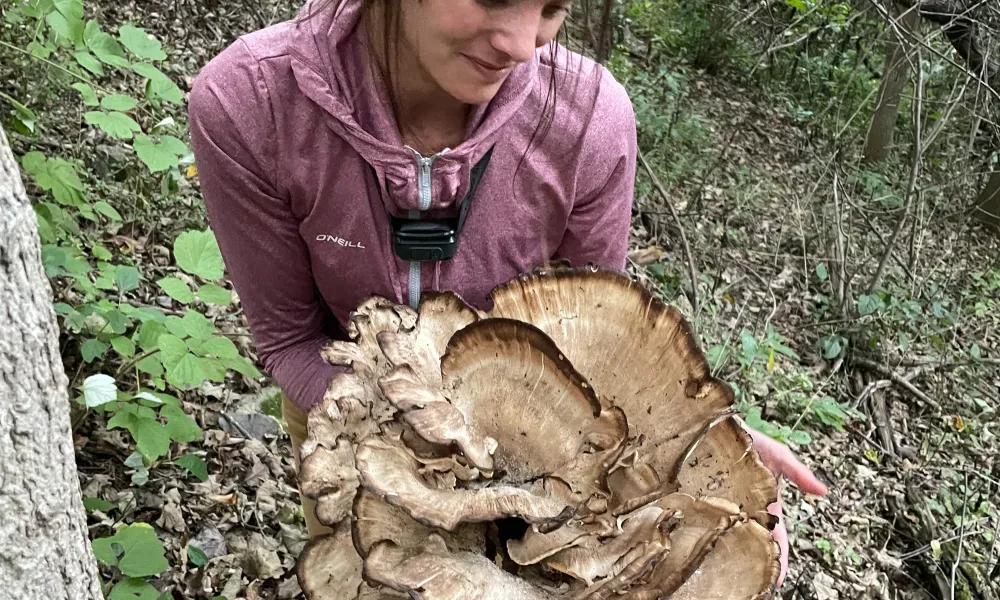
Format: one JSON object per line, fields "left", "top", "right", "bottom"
{"left": 295, "top": 265, "right": 781, "bottom": 600}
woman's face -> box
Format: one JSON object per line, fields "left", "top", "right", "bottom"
{"left": 398, "top": 0, "right": 572, "bottom": 105}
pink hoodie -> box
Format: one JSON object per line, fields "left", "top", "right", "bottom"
{"left": 187, "top": 0, "right": 638, "bottom": 410}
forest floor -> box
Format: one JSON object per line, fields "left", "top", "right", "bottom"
{"left": 6, "top": 0, "right": 999, "bottom": 598}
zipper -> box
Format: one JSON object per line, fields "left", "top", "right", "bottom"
{"left": 407, "top": 151, "right": 440, "bottom": 309}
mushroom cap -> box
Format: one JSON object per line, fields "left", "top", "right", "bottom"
{"left": 488, "top": 267, "right": 734, "bottom": 489}
{"left": 298, "top": 266, "right": 781, "bottom": 600}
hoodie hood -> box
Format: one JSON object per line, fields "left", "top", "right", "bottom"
{"left": 286, "top": 0, "right": 539, "bottom": 215}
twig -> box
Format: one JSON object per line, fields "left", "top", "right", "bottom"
{"left": 950, "top": 470, "right": 969, "bottom": 600}
{"left": 869, "top": 27, "right": 925, "bottom": 294}
{"left": 638, "top": 150, "right": 700, "bottom": 321}
{"left": 848, "top": 355, "right": 943, "bottom": 411}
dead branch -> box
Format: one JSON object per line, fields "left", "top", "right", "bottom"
{"left": 638, "top": 150, "right": 701, "bottom": 322}
{"left": 848, "top": 355, "right": 944, "bottom": 411}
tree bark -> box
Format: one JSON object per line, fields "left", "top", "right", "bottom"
{"left": 0, "top": 126, "right": 103, "bottom": 598}
{"left": 974, "top": 169, "right": 1000, "bottom": 230}
{"left": 863, "top": 3, "right": 921, "bottom": 163}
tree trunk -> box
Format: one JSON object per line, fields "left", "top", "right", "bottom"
{"left": 0, "top": 126, "right": 104, "bottom": 598}
{"left": 974, "top": 169, "right": 1000, "bottom": 230}
{"left": 863, "top": 4, "right": 921, "bottom": 163}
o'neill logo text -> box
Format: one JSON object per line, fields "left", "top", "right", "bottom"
{"left": 316, "top": 235, "right": 365, "bottom": 249}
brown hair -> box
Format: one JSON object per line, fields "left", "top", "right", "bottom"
{"left": 298, "top": 0, "right": 581, "bottom": 169}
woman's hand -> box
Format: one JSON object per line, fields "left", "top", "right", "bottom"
{"left": 749, "top": 427, "right": 829, "bottom": 587}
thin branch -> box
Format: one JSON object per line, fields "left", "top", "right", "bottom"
{"left": 848, "top": 355, "right": 943, "bottom": 411}
{"left": 638, "top": 150, "right": 700, "bottom": 321}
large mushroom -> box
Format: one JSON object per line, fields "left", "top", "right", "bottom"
{"left": 297, "top": 265, "right": 781, "bottom": 599}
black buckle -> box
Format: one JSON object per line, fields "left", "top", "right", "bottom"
{"left": 370, "top": 145, "right": 495, "bottom": 263}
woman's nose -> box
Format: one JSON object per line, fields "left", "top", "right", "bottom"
{"left": 488, "top": 8, "right": 546, "bottom": 64}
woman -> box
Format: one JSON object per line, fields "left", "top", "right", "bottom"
{"left": 188, "top": 0, "right": 825, "bottom": 585}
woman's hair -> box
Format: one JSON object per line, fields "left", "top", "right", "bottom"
{"left": 298, "top": 0, "right": 581, "bottom": 173}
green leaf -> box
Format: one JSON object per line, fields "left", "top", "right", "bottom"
{"left": 111, "top": 336, "right": 136, "bottom": 358}
{"left": 82, "top": 373, "right": 117, "bottom": 407}
{"left": 137, "top": 320, "right": 168, "bottom": 351}
{"left": 815, "top": 263, "right": 828, "bottom": 281}
{"left": 102, "top": 94, "right": 138, "bottom": 111}
{"left": 131, "top": 63, "right": 183, "bottom": 104}
{"left": 84, "top": 111, "right": 141, "bottom": 140}
{"left": 135, "top": 416, "right": 171, "bottom": 461}
{"left": 115, "top": 265, "right": 141, "bottom": 294}
{"left": 898, "top": 331, "right": 911, "bottom": 352}
{"left": 181, "top": 310, "right": 215, "bottom": 340}
{"left": 222, "top": 356, "right": 263, "bottom": 379}
{"left": 136, "top": 354, "right": 164, "bottom": 377}
{"left": 201, "top": 357, "right": 229, "bottom": 383}
{"left": 157, "top": 277, "right": 194, "bottom": 304}
{"left": 82, "top": 496, "right": 116, "bottom": 512}
{"left": 201, "top": 336, "right": 239, "bottom": 359}
{"left": 109, "top": 578, "right": 161, "bottom": 600}
{"left": 85, "top": 20, "right": 130, "bottom": 67}
{"left": 157, "top": 334, "right": 188, "bottom": 368}
{"left": 22, "top": 153, "right": 85, "bottom": 205}
{"left": 166, "top": 354, "right": 208, "bottom": 390}
{"left": 173, "top": 229, "right": 224, "bottom": 280}
{"left": 162, "top": 405, "right": 201, "bottom": 443}
{"left": 91, "top": 523, "right": 169, "bottom": 578}
{"left": 47, "top": 6, "right": 84, "bottom": 45}
{"left": 94, "top": 200, "right": 123, "bottom": 221}
{"left": 119, "top": 25, "right": 167, "bottom": 61}
{"left": 71, "top": 82, "right": 100, "bottom": 106}
{"left": 74, "top": 51, "right": 104, "bottom": 75}
{"left": 176, "top": 454, "right": 208, "bottom": 482}
{"left": 196, "top": 284, "right": 232, "bottom": 306}
{"left": 820, "top": 336, "right": 843, "bottom": 359}
{"left": 92, "top": 243, "right": 113, "bottom": 260}
{"left": 163, "top": 316, "right": 187, "bottom": 338}
{"left": 81, "top": 338, "right": 108, "bottom": 363}
{"left": 133, "top": 135, "right": 184, "bottom": 172}
{"left": 103, "top": 309, "right": 130, "bottom": 335}
{"left": 970, "top": 343, "right": 982, "bottom": 360}
{"left": 857, "top": 294, "right": 884, "bottom": 317}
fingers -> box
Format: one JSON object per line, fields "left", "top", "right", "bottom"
{"left": 768, "top": 498, "right": 789, "bottom": 587}
{"left": 776, "top": 448, "right": 828, "bottom": 496}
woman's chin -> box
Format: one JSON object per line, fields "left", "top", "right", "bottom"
{"left": 442, "top": 79, "right": 507, "bottom": 107}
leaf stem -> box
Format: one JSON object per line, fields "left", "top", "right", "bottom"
{"left": 0, "top": 40, "right": 100, "bottom": 88}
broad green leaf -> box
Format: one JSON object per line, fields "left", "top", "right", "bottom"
{"left": 820, "top": 336, "right": 842, "bottom": 359}
{"left": 157, "top": 277, "right": 194, "bottom": 304}
{"left": 85, "top": 20, "right": 130, "bottom": 67}
{"left": 136, "top": 307, "right": 167, "bottom": 323}
{"left": 119, "top": 25, "right": 167, "bottom": 61}
{"left": 74, "top": 51, "right": 104, "bottom": 75}
{"left": 115, "top": 265, "right": 141, "bottom": 294}
{"left": 173, "top": 229, "right": 224, "bottom": 280}
{"left": 26, "top": 41, "right": 54, "bottom": 59}
{"left": 157, "top": 335, "right": 188, "bottom": 368}
{"left": 82, "top": 496, "right": 116, "bottom": 512}
{"left": 21, "top": 0, "right": 55, "bottom": 19}
{"left": 53, "top": 0, "right": 83, "bottom": 21}
{"left": 201, "top": 336, "right": 239, "bottom": 359}
{"left": 131, "top": 63, "right": 183, "bottom": 104}
{"left": 109, "top": 578, "right": 160, "bottom": 600}
{"left": 84, "top": 111, "right": 141, "bottom": 140}
{"left": 94, "top": 200, "right": 123, "bottom": 221}
{"left": 201, "top": 357, "right": 228, "bottom": 383}
{"left": 196, "top": 284, "right": 231, "bottom": 306}
{"left": 857, "top": 294, "right": 884, "bottom": 317}
{"left": 898, "top": 332, "right": 911, "bottom": 352}
{"left": 136, "top": 417, "right": 171, "bottom": 461}
{"left": 101, "top": 94, "right": 138, "bottom": 111}
{"left": 186, "top": 541, "right": 209, "bottom": 564}
{"left": 47, "top": 8, "right": 84, "bottom": 45}
{"left": 815, "top": 263, "right": 828, "bottom": 281}
{"left": 91, "top": 523, "right": 169, "bottom": 578}
{"left": 222, "top": 356, "right": 263, "bottom": 379}
{"left": 136, "top": 354, "right": 164, "bottom": 377}
{"left": 92, "top": 244, "right": 113, "bottom": 260}
{"left": 163, "top": 316, "right": 187, "bottom": 338}
{"left": 22, "top": 154, "right": 85, "bottom": 205}
{"left": 162, "top": 405, "right": 201, "bottom": 443}
{"left": 1, "top": 93, "right": 37, "bottom": 134}
{"left": 111, "top": 336, "right": 136, "bottom": 358}
{"left": 81, "top": 338, "right": 108, "bottom": 363}
{"left": 134, "top": 135, "right": 182, "bottom": 172}
{"left": 970, "top": 343, "right": 982, "bottom": 360}
{"left": 82, "top": 373, "right": 117, "bottom": 407}
{"left": 181, "top": 310, "right": 214, "bottom": 340}
{"left": 103, "top": 309, "right": 130, "bottom": 334}
{"left": 137, "top": 320, "right": 168, "bottom": 351}
{"left": 167, "top": 353, "right": 208, "bottom": 389}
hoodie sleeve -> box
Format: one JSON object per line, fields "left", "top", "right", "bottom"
{"left": 188, "top": 39, "right": 342, "bottom": 411}
{"left": 554, "top": 69, "right": 637, "bottom": 271}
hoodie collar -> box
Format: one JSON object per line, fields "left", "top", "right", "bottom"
{"left": 287, "top": 0, "right": 538, "bottom": 214}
